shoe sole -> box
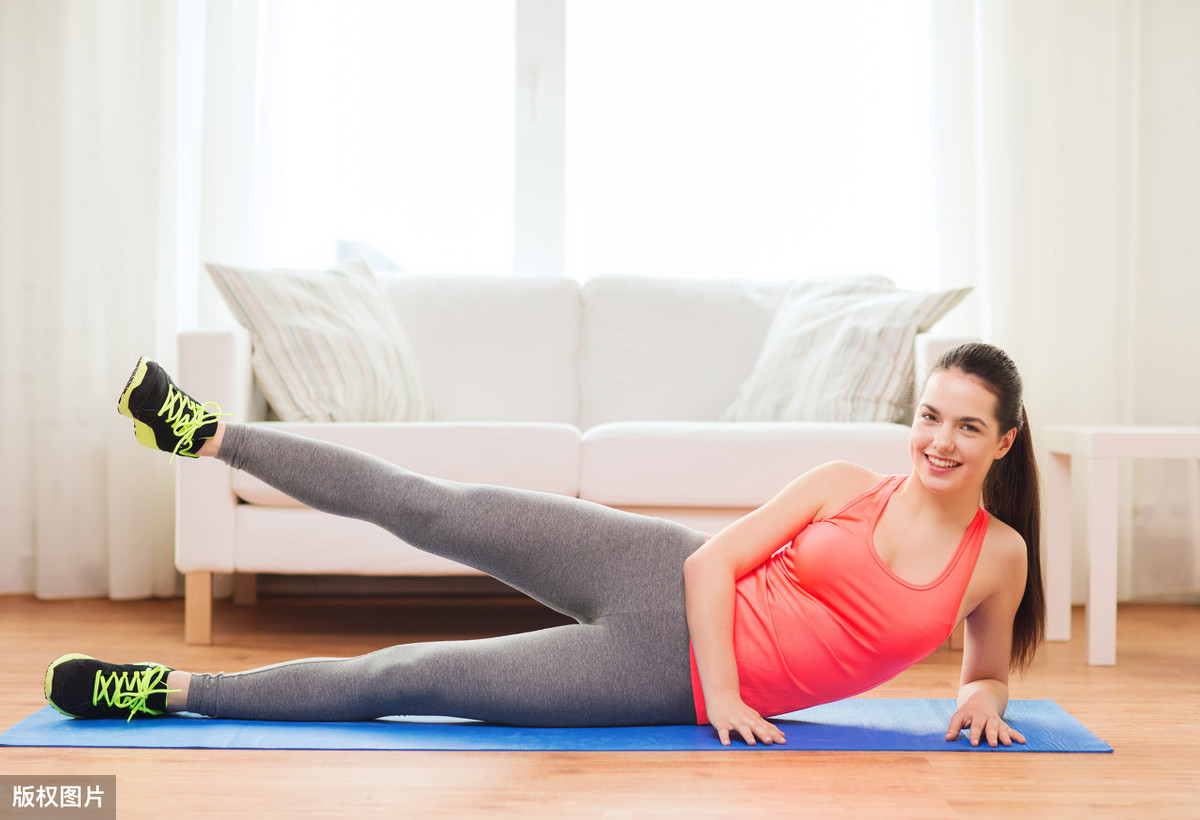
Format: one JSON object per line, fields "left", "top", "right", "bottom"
{"left": 44, "top": 653, "right": 96, "bottom": 719}
{"left": 117, "top": 357, "right": 163, "bottom": 451}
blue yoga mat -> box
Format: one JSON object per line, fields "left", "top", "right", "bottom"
{"left": 0, "top": 699, "right": 1110, "bottom": 753}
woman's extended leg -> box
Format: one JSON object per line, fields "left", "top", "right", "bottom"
{"left": 183, "top": 613, "right": 696, "bottom": 725}
{"left": 215, "top": 422, "right": 708, "bottom": 624}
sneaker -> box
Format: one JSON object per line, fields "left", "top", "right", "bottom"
{"left": 118, "top": 357, "right": 227, "bottom": 459}
{"left": 45, "top": 654, "right": 179, "bottom": 721}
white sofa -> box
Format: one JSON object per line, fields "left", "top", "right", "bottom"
{"left": 177, "top": 274, "right": 968, "bottom": 643}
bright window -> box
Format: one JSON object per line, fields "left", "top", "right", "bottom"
{"left": 565, "top": 0, "right": 936, "bottom": 286}
{"left": 254, "top": 0, "right": 515, "bottom": 273}
{"left": 250, "top": 1, "right": 937, "bottom": 286}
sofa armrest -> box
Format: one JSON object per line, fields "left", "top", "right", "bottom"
{"left": 175, "top": 327, "right": 257, "bottom": 576}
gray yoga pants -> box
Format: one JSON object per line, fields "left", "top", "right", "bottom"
{"left": 185, "top": 423, "right": 708, "bottom": 726}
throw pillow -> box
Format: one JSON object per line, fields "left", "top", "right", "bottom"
{"left": 206, "top": 257, "right": 434, "bottom": 422}
{"left": 722, "top": 277, "right": 971, "bottom": 423}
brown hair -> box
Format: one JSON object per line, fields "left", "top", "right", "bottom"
{"left": 929, "top": 342, "right": 1044, "bottom": 671}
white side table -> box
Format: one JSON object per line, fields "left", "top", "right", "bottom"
{"left": 1043, "top": 425, "right": 1200, "bottom": 665}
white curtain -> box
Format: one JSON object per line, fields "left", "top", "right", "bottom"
{"left": 0, "top": 0, "right": 260, "bottom": 599}
{"left": 930, "top": 0, "right": 1200, "bottom": 602}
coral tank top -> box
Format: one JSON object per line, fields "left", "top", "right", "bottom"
{"left": 690, "top": 474, "right": 989, "bottom": 724}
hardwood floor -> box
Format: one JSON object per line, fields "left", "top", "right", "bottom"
{"left": 1, "top": 595, "right": 1197, "bottom": 818}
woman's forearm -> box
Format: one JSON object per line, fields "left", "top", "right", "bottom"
{"left": 684, "top": 546, "right": 788, "bottom": 746}
{"left": 683, "top": 550, "right": 741, "bottom": 705}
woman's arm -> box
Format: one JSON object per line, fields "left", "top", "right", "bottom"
{"left": 945, "top": 526, "right": 1029, "bottom": 747}
{"left": 684, "top": 461, "right": 875, "bottom": 746}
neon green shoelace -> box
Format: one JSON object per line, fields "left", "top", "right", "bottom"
{"left": 92, "top": 666, "right": 180, "bottom": 722}
{"left": 157, "top": 384, "right": 228, "bottom": 461}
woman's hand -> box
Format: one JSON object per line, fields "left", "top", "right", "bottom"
{"left": 706, "top": 692, "right": 787, "bottom": 747}
{"left": 945, "top": 695, "right": 1026, "bottom": 748}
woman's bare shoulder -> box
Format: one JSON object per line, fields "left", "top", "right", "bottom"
{"left": 808, "top": 461, "right": 889, "bottom": 520}
{"left": 981, "top": 515, "right": 1028, "bottom": 571}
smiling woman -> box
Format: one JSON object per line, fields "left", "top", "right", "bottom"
{"left": 47, "top": 343, "right": 1043, "bottom": 750}
{"left": 917, "top": 343, "right": 1045, "bottom": 673}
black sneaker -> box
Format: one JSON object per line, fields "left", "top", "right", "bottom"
{"left": 45, "top": 654, "right": 178, "bottom": 721}
{"left": 117, "top": 357, "right": 227, "bottom": 459}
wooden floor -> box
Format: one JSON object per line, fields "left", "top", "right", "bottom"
{"left": 1, "top": 595, "right": 1197, "bottom": 818}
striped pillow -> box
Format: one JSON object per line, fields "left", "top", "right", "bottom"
{"left": 722, "top": 277, "right": 971, "bottom": 423}
{"left": 206, "top": 258, "right": 433, "bottom": 422}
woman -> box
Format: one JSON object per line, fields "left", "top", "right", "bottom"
{"left": 45, "top": 342, "right": 1043, "bottom": 748}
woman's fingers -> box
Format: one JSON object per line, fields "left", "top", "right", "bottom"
{"left": 946, "top": 708, "right": 1026, "bottom": 748}
{"left": 944, "top": 711, "right": 967, "bottom": 741}
{"left": 716, "top": 715, "right": 786, "bottom": 747}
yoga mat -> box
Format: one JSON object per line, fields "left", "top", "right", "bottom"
{"left": 0, "top": 699, "right": 1111, "bottom": 753}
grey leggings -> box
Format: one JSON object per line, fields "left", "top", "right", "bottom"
{"left": 185, "top": 424, "right": 708, "bottom": 726}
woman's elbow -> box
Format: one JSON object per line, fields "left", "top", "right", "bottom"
{"left": 683, "top": 548, "right": 719, "bottom": 587}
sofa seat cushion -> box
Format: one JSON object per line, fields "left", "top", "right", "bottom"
{"left": 580, "top": 421, "right": 913, "bottom": 508}
{"left": 231, "top": 422, "right": 581, "bottom": 507}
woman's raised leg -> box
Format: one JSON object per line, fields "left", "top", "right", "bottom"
{"left": 215, "top": 422, "right": 707, "bottom": 624}
{"left": 117, "top": 356, "right": 707, "bottom": 624}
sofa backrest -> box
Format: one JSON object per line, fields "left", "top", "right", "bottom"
{"left": 579, "top": 276, "right": 787, "bottom": 428}
{"left": 383, "top": 274, "right": 789, "bottom": 429}
{"left": 381, "top": 273, "right": 957, "bottom": 429}
{"left": 382, "top": 275, "right": 581, "bottom": 424}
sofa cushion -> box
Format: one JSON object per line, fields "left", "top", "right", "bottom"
{"left": 580, "top": 421, "right": 913, "bottom": 508}
{"left": 382, "top": 275, "right": 581, "bottom": 424}
{"left": 579, "top": 277, "right": 786, "bottom": 429}
{"left": 231, "top": 422, "right": 581, "bottom": 506}
{"left": 723, "top": 278, "right": 971, "bottom": 424}
{"left": 206, "top": 258, "right": 433, "bottom": 423}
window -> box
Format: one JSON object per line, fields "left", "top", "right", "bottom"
{"left": 253, "top": 0, "right": 515, "bottom": 274}
{"left": 251, "top": 1, "right": 936, "bottom": 286}
{"left": 566, "top": 0, "right": 937, "bottom": 286}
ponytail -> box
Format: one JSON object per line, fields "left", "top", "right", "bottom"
{"left": 930, "top": 344, "right": 1045, "bottom": 672}
{"left": 981, "top": 405, "right": 1044, "bottom": 672}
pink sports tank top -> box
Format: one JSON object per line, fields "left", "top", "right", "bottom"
{"left": 689, "top": 474, "right": 989, "bottom": 724}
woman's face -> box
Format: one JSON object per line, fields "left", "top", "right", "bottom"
{"left": 909, "top": 367, "right": 1016, "bottom": 495}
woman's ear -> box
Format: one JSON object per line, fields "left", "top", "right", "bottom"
{"left": 994, "top": 428, "right": 1018, "bottom": 460}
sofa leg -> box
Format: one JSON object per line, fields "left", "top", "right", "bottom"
{"left": 233, "top": 573, "right": 258, "bottom": 606}
{"left": 185, "top": 572, "right": 213, "bottom": 645}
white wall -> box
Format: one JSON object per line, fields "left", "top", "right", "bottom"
{"left": 1129, "top": 0, "right": 1200, "bottom": 597}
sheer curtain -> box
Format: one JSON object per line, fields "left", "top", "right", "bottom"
{"left": 0, "top": 0, "right": 260, "bottom": 598}
{"left": 1, "top": 0, "right": 177, "bottom": 598}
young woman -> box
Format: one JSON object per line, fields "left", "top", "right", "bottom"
{"left": 45, "top": 342, "right": 1043, "bottom": 748}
